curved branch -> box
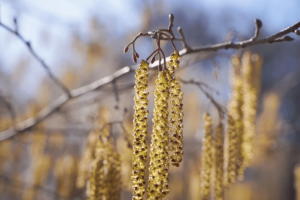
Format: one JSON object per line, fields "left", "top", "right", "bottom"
{"left": 0, "top": 19, "right": 300, "bottom": 141}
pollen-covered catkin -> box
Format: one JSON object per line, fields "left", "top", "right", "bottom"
{"left": 167, "top": 51, "right": 184, "bottom": 167}
{"left": 294, "top": 165, "right": 300, "bottom": 200}
{"left": 241, "top": 52, "right": 261, "bottom": 168}
{"left": 148, "top": 71, "right": 170, "bottom": 200}
{"left": 215, "top": 123, "right": 224, "bottom": 200}
{"left": 88, "top": 125, "right": 121, "bottom": 200}
{"left": 200, "top": 113, "right": 213, "bottom": 200}
{"left": 54, "top": 155, "right": 76, "bottom": 197}
{"left": 77, "top": 107, "right": 110, "bottom": 188}
{"left": 132, "top": 60, "right": 150, "bottom": 200}
{"left": 228, "top": 56, "right": 245, "bottom": 180}
{"left": 225, "top": 116, "right": 238, "bottom": 185}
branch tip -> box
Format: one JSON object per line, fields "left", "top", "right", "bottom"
{"left": 255, "top": 19, "right": 262, "bottom": 29}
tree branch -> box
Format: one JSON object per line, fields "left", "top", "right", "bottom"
{"left": 0, "top": 19, "right": 299, "bottom": 141}
{"left": 0, "top": 19, "right": 71, "bottom": 97}
{"left": 180, "top": 20, "right": 300, "bottom": 55}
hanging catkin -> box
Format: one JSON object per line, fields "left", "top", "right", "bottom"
{"left": 224, "top": 115, "right": 238, "bottom": 185}
{"left": 167, "top": 51, "right": 184, "bottom": 167}
{"left": 54, "top": 155, "right": 76, "bottom": 198}
{"left": 200, "top": 113, "right": 213, "bottom": 200}
{"left": 148, "top": 71, "right": 170, "bottom": 200}
{"left": 132, "top": 60, "right": 150, "bottom": 200}
{"left": 77, "top": 107, "right": 110, "bottom": 188}
{"left": 88, "top": 125, "right": 121, "bottom": 200}
{"left": 241, "top": 52, "right": 261, "bottom": 169}
{"left": 227, "top": 56, "right": 245, "bottom": 180}
{"left": 215, "top": 123, "right": 224, "bottom": 200}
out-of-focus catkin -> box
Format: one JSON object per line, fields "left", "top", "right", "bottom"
{"left": 227, "top": 56, "right": 244, "bottom": 180}
{"left": 147, "top": 71, "right": 170, "bottom": 200}
{"left": 132, "top": 60, "right": 150, "bottom": 200}
{"left": 200, "top": 113, "right": 213, "bottom": 200}
{"left": 88, "top": 125, "right": 121, "bottom": 200}
{"left": 294, "top": 165, "right": 300, "bottom": 200}
{"left": 54, "top": 155, "right": 77, "bottom": 197}
{"left": 77, "top": 107, "right": 110, "bottom": 188}
{"left": 241, "top": 52, "right": 261, "bottom": 169}
{"left": 167, "top": 51, "right": 184, "bottom": 167}
{"left": 225, "top": 116, "right": 238, "bottom": 185}
{"left": 215, "top": 123, "right": 224, "bottom": 200}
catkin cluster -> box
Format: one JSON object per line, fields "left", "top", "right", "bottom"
{"left": 200, "top": 115, "right": 225, "bottom": 200}
{"left": 129, "top": 51, "right": 183, "bottom": 200}
{"left": 148, "top": 71, "right": 170, "bottom": 200}
{"left": 224, "top": 52, "right": 261, "bottom": 184}
{"left": 88, "top": 125, "right": 121, "bottom": 200}
{"left": 132, "top": 60, "right": 150, "bottom": 200}
{"left": 167, "top": 51, "right": 184, "bottom": 167}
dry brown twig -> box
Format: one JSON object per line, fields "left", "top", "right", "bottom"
{"left": 0, "top": 14, "right": 299, "bottom": 141}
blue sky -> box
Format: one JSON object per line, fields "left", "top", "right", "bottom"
{"left": 0, "top": 0, "right": 299, "bottom": 98}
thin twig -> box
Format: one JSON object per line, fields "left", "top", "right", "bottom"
{"left": 177, "top": 78, "right": 226, "bottom": 115}
{"left": 0, "top": 95, "right": 16, "bottom": 128}
{"left": 0, "top": 20, "right": 71, "bottom": 97}
{"left": 0, "top": 19, "right": 300, "bottom": 141}
{"left": 251, "top": 19, "right": 263, "bottom": 41}
{"left": 178, "top": 27, "right": 191, "bottom": 51}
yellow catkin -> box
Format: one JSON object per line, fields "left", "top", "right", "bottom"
{"left": 294, "top": 165, "right": 300, "bottom": 200}
{"left": 147, "top": 71, "right": 170, "bottom": 200}
{"left": 228, "top": 56, "right": 245, "bottom": 180}
{"left": 167, "top": 51, "right": 184, "bottom": 167}
{"left": 241, "top": 52, "right": 261, "bottom": 169}
{"left": 225, "top": 116, "right": 238, "bottom": 185}
{"left": 54, "top": 155, "right": 77, "bottom": 197}
{"left": 200, "top": 113, "right": 213, "bottom": 200}
{"left": 215, "top": 123, "right": 224, "bottom": 200}
{"left": 76, "top": 107, "right": 110, "bottom": 188}
{"left": 87, "top": 125, "right": 121, "bottom": 200}
{"left": 132, "top": 60, "right": 150, "bottom": 200}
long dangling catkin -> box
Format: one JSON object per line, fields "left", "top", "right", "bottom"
{"left": 132, "top": 60, "right": 150, "bottom": 200}
{"left": 88, "top": 125, "right": 121, "bottom": 200}
{"left": 147, "top": 71, "right": 170, "bottom": 200}
{"left": 215, "top": 123, "right": 224, "bottom": 200}
{"left": 241, "top": 52, "right": 261, "bottom": 169}
{"left": 77, "top": 107, "right": 110, "bottom": 188}
{"left": 227, "top": 56, "right": 244, "bottom": 180}
{"left": 294, "top": 165, "right": 300, "bottom": 200}
{"left": 167, "top": 51, "right": 184, "bottom": 167}
{"left": 54, "top": 155, "right": 77, "bottom": 197}
{"left": 200, "top": 113, "right": 213, "bottom": 200}
{"left": 224, "top": 116, "right": 238, "bottom": 185}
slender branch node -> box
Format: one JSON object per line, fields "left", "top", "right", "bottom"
{"left": 251, "top": 19, "right": 263, "bottom": 41}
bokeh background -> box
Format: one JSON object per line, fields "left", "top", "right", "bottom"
{"left": 0, "top": 0, "right": 300, "bottom": 200}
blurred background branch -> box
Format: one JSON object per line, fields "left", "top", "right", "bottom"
{"left": 0, "top": 17, "right": 299, "bottom": 141}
